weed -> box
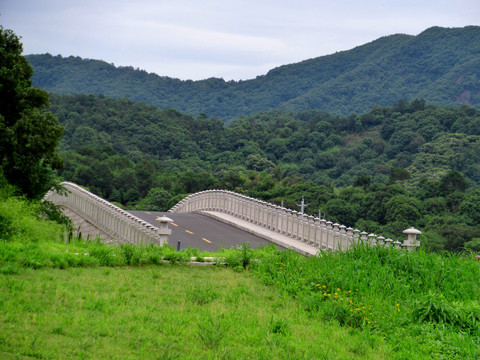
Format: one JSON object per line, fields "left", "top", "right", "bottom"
{"left": 412, "top": 291, "right": 459, "bottom": 324}
{"left": 121, "top": 244, "right": 142, "bottom": 265}
{"left": 0, "top": 262, "right": 21, "bottom": 275}
{"left": 240, "top": 243, "right": 253, "bottom": 269}
{"left": 0, "top": 213, "right": 16, "bottom": 241}
{"left": 151, "top": 269, "right": 161, "bottom": 279}
{"left": 188, "top": 284, "right": 219, "bottom": 305}
{"left": 52, "top": 326, "right": 65, "bottom": 335}
{"left": 197, "top": 314, "right": 228, "bottom": 349}
{"left": 159, "top": 344, "right": 182, "bottom": 359}
{"left": 269, "top": 317, "right": 290, "bottom": 336}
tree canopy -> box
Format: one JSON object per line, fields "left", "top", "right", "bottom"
{"left": 0, "top": 26, "right": 63, "bottom": 198}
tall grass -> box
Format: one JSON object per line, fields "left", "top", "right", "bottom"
{"left": 246, "top": 244, "right": 480, "bottom": 359}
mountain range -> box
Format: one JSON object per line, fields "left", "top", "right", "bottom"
{"left": 27, "top": 26, "right": 480, "bottom": 122}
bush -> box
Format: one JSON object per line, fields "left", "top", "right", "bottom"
{"left": 412, "top": 291, "right": 459, "bottom": 325}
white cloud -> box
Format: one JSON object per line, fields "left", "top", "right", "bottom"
{"left": 1, "top": 0, "right": 479, "bottom": 80}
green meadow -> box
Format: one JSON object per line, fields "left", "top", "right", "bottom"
{"left": 1, "top": 265, "right": 392, "bottom": 360}
{"left": 1, "top": 194, "right": 480, "bottom": 359}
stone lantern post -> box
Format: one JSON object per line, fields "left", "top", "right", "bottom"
{"left": 402, "top": 227, "right": 422, "bottom": 251}
{"left": 156, "top": 216, "right": 173, "bottom": 246}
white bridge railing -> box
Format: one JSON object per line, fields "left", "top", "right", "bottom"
{"left": 169, "top": 190, "right": 420, "bottom": 251}
{"left": 44, "top": 182, "right": 169, "bottom": 246}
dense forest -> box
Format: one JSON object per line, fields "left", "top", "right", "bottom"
{"left": 49, "top": 94, "right": 480, "bottom": 252}
{"left": 28, "top": 26, "right": 480, "bottom": 122}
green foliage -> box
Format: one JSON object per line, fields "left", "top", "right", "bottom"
{"left": 38, "top": 199, "right": 74, "bottom": 234}
{"left": 250, "top": 244, "right": 480, "bottom": 357}
{"left": 224, "top": 243, "right": 254, "bottom": 271}
{"left": 134, "top": 187, "right": 172, "bottom": 211}
{"left": 438, "top": 169, "right": 469, "bottom": 196}
{"left": 0, "top": 26, "right": 63, "bottom": 199}
{"left": 464, "top": 238, "right": 480, "bottom": 252}
{"left": 412, "top": 291, "right": 459, "bottom": 325}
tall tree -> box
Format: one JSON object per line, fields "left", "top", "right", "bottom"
{"left": 0, "top": 26, "right": 63, "bottom": 198}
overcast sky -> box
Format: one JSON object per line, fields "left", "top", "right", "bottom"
{"left": 2, "top": 0, "right": 479, "bottom": 81}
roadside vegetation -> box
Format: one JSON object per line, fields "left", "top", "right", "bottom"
{"left": 1, "top": 192, "right": 479, "bottom": 359}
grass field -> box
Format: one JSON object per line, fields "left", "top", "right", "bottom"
{"left": 0, "top": 264, "right": 392, "bottom": 359}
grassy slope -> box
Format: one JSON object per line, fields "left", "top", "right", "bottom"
{"left": 0, "top": 265, "right": 390, "bottom": 360}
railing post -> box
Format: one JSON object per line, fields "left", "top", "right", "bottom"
{"left": 402, "top": 227, "right": 421, "bottom": 251}
{"left": 274, "top": 206, "right": 280, "bottom": 233}
{"left": 353, "top": 229, "right": 360, "bottom": 245}
{"left": 345, "top": 227, "right": 353, "bottom": 250}
{"left": 157, "top": 216, "right": 173, "bottom": 246}
{"left": 307, "top": 215, "right": 314, "bottom": 245}
{"left": 377, "top": 236, "right": 385, "bottom": 246}
{"left": 332, "top": 223, "right": 340, "bottom": 251}
{"left": 291, "top": 211, "right": 299, "bottom": 239}
{"left": 339, "top": 225, "right": 347, "bottom": 250}
{"left": 360, "top": 231, "right": 368, "bottom": 244}
{"left": 325, "top": 221, "right": 333, "bottom": 250}
{"left": 313, "top": 217, "right": 321, "bottom": 247}
{"left": 368, "top": 233, "right": 376, "bottom": 247}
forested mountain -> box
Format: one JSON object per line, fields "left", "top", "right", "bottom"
{"left": 49, "top": 94, "right": 480, "bottom": 251}
{"left": 28, "top": 26, "right": 480, "bottom": 122}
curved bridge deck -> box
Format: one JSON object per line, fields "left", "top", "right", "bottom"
{"left": 129, "top": 211, "right": 292, "bottom": 252}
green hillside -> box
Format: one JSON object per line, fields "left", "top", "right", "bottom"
{"left": 27, "top": 26, "right": 480, "bottom": 122}
{"left": 48, "top": 94, "right": 480, "bottom": 250}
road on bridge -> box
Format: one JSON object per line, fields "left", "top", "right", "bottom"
{"left": 129, "top": 211, "right": 283, "bottom": 252}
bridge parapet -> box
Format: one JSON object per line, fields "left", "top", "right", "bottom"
{"left": 169, "top": 190, "right": 421, "bottom": 252}
{"left": 44, "top": 182, "right": 167, "bottom": 246}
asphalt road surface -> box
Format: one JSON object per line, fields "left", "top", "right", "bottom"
{"left": 129, "top": 211, "right": 282, "bottom": 251}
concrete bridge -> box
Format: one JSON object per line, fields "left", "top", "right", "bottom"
{"left": 44, "top": 183, "right": 421, "bottom": 255}
{"left": 44, "top": 182, "right": 171, "bottom": 246}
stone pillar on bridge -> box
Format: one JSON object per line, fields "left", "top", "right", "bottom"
{"left": 402, "top": 227, "right": 422, "bottom": 251}
{"left": 157, "top": 216, "right": 173, "bottom": 246}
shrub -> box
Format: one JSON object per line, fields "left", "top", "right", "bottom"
{"left": 412, "top": 291, "right": 459, "bottom": 325}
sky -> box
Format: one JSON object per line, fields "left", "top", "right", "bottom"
{"left": 1, "top": 0, "right": 479, "bottom": 81}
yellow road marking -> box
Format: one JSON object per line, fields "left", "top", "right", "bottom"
{"left": 185, "top": 230, "right": 194, "bottom": 235}
{"left": 145, "top": 212, "right": 151, "bottom": 214}
{"left": 202, "top": 238, "right": 212, "bottom": 244}
{"left": 171, "top": 222, "right": 179, "bottom": 227}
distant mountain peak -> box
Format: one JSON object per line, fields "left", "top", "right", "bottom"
{"left": 27, "top": 26, "right": 480, "bottom": 121}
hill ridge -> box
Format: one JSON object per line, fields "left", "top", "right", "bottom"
{"left": 27, "top": 26, "right": 480, "bottom": 121}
